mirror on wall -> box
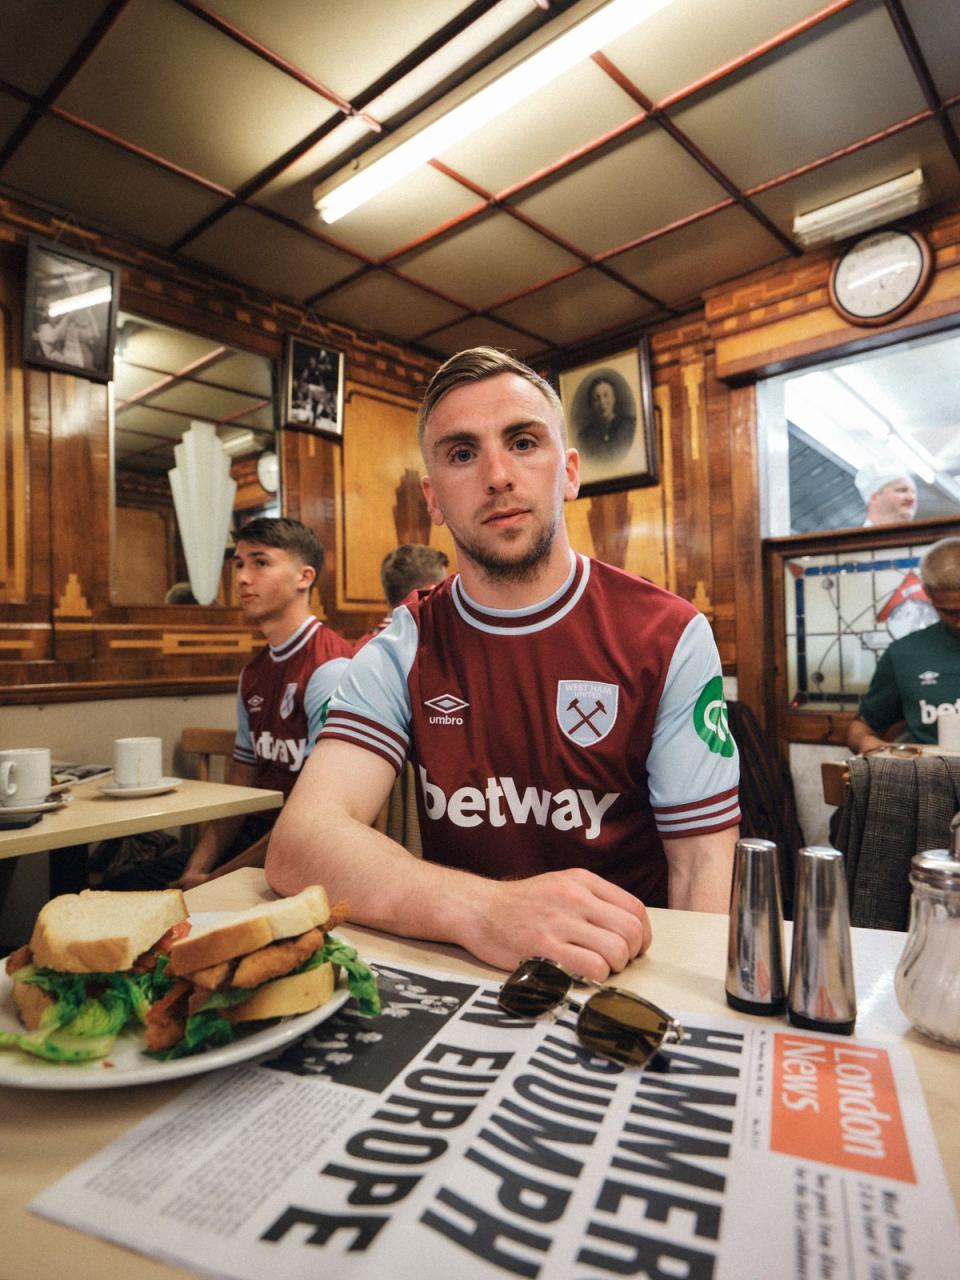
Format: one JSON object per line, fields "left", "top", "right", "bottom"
{"left": 757, "top": 326, "right": 960, "bottom": 537}
{"left": 110, "top": 311, "right": 278, "bottom": 605}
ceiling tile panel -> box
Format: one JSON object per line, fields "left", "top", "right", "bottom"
{"left": 317, "top": 270, "right": 465, "bottom": 342}
{"left": 670, "top": 3, "right": 928, "bottom": 189}
{"left": 1, "top": 117, "right": 225, "bottom": 244}
{"left": 492, "top": 269, "right": 655, "bottom": 350}
{"left": 436, "top": 60, "right": 639, "bottom": 193}
{"left": 397, "top": 210, "right": 581, "bottom": 311}
{"left": 259, "top": 160, "right": 479, "bottom": 261}
{"left": 0, "top": 91, "right": 29, "bottom": 145}
{"left": 0, "top": 0, "right": 109, "bottom": 95}
{"left": 187, "top": 206, "right": 358, "bottom": 303}
{"left": 902, "top": 0, "right": 960, "bottom": 99}
{"left": 56, "top": 0, "right": 337, "bottom": 192}
{"left": 513, "top": 124, "right": 728, "bottom": 257}
{"left": 600, "top": 0, "right": 829, "bottom": 103}
{"left": 422, "top": 314, "right": 546, "bottom": 360}
{"left": 614, "top": 207, "right": 788, "bottom": 307}
{"left": 751, "top": 122, "right": 960, "bottom": 238}
{"left": 207, "top": 0, "right": 497, "bottom": 106}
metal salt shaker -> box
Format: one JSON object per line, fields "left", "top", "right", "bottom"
{"left": 787, "top": 845, "right": 857, "bottom": 1035}
{"left": 725, "top": 837, "right": 787, "bottom": 1015}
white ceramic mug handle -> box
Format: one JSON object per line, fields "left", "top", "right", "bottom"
{"left": 0, "top": 761, "right": 15, "bottom": 798}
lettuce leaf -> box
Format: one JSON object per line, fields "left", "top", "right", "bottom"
{"left": 309, "top": 936, "right": 381, "bottom": 1017}
{"left": 5, "top": 963, "right": 158, "bottom": 1062}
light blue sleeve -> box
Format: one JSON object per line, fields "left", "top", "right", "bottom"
{"left": 233, "top": 684, "right": 256, "bottom": 764}
{"left": 303, "top": 657, "right": 352, "bottom": 754}
{"left": 320, "top": 606, "right": 417, "bottom": 763}
{"left": 647, "top": 613, "right": 741, "bottom": 836}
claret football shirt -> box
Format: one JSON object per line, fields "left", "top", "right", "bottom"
{"left": 321, "top": 553, "right": 740, "bottom": 905}
{"left": 235, "top": 615, "right": 352, "bottom": 797}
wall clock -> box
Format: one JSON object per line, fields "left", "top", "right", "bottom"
{"left": 829, "top": 228, "right": 932, "bottom": 327}
{"left": 256, "top": 450, "right": 279, "bottom": 493}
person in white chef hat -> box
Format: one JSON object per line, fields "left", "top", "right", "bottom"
{"left": 855, "top": 459, "right": 918, "bottom": 526}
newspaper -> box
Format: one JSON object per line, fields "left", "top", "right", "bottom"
{"left": 32, "top": 962, "right": 959, "bottom": 1280}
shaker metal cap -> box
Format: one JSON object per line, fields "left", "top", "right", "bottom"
{"left": 910, "top": 850, "right": 960, "bottom": 889}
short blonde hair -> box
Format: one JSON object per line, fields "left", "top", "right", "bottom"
{"left": 418, "top": 347, "right": 565, "bottom": 452}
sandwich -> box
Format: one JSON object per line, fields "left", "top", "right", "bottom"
{"left": 2, "top": 888, "right": 189, "bottom": 1062}
{"left": 148, "top": 884, "right": 380, "bottom": 1059}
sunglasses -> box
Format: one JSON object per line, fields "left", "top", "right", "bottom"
{"left": 498, "top": 957, "right": 684, "bottom": 1069}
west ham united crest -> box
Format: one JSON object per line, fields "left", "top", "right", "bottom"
{"left": 280, "top": 681, "right": 298, "bottom": 719}
{"left": 557, "top": 680, "right": 619, "bottom": 746}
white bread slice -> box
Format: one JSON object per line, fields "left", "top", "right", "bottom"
{"left": 169, "top": 885, "right": 330, "bottom": 976}
{"left": 226, "top": 960, "right": 336, "bottom": 1023}
{"left": 29, "top": 889, "right": 187, "bottom": 973}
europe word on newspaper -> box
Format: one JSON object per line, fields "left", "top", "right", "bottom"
{"left": 33, "top": 963, "right": 958, "bottom": 1279}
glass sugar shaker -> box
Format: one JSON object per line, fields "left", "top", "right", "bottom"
{"left": 894, "top": 838, "right": 960, "bottom": 1048}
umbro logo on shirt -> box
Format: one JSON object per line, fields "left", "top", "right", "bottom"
{"left": 424, "top": 693, "right": 469, "bottom": 725}
{"left": 247, "top": 694, "right": 264, "bottom": 710}
{"left": 918, "top": 670, "right": 940, "bottom": 686}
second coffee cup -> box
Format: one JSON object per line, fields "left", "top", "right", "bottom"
{"left": 113, "top": 737, "right": 163, "bottom": 788}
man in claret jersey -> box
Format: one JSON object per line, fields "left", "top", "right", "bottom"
{"left": 176, "top": 517, "right": 352, "bottom": 889}
{"left": 267, "top": 348, "right": 740, "bottom": 979}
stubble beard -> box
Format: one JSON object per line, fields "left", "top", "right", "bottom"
{"left": 452, "top": 509, "right": 561, "bottom": 585}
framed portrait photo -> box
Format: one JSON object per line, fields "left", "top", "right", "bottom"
{"left": 283, "top": 334, "right": 345, "bottom": 439}
{"left": 23, "top": 237, "right": 119, "bottom": 383}
{"left": 558, "top": 339, "right": 658, "bottom": 496}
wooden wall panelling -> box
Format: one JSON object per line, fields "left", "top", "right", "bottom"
{"left": 49, "top": 374, "right": 108, "bottom": 663}
{"left": 0, "top": 243, "right": 29, "bottom": 607}
{"left": 281, "top": 424, "right": 339, "bottom": 627}
{"left": 707, "top": 207, "right": 960, "bottom": 382}
{"left": 728, "top": 382, "right": 765, "bottom": 719}
{"left": 678, "top": 357, "right": 715, "bottom": 618}
{"left": 336, "top": 384, "right": 455, "bottom": 630}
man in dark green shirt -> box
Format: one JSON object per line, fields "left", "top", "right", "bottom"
{"left": 848, "top": 536, "right": 960, "bottom": 753}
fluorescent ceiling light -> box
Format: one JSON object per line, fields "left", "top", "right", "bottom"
{"left": 315, "top": 0, "right": 674, "bottom": 223}
{"left": 792, "top": 170, "right": 927, "bottom": 248}
{"left": 221, "top": 428, "right": 256, "bottom": 456}
{"left": 886, "top": 433, "right": 935, "bottom": 484}
{"left": 48, "top": 286, "right": 112, "bottom": 318}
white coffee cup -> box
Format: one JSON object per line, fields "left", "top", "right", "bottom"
{"left": 937, "top": 709, "right": 960, "bottom": 752}
{"left": 0, "top": 747, "right": 52, "bottom": 808}
{"left": 113, "top": 737, "right": 163, "bottom": 788}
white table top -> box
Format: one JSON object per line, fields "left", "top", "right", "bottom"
{"left": 0, "top": 778, "right": 283, "bottom": 860}
{"left": 0, "top": 869, "right": 956, "bottom": 1280}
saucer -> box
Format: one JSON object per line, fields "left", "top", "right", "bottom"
{"left": 0, "top": 793, "right": 73, "bottom": 815}
{"left": 98, "top": 777, "right": 181, "bottom": 799}
{"left": 50, "top": 774, "right": 79, "bottom": 795}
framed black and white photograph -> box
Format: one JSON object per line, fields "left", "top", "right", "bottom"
{"left": 283, "top": 334, "right": 344, "bottom": 439}
{"left": 23, "top": 237, "right": 119, "bottom": 383}
{"left": 558, "top": 338, "right": 658, "bottom": 496}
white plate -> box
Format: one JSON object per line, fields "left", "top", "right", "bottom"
{"left": 0, "top": 913, "right": 352, "bottom": 1090}
{"left": 0, "top": 793, "right": 73, "bottom": 815}
{"left": 50, "top": 775, "right": 78, "bottom": 795}
{"left": 98, "top": 777, "right": 182, "bottom": 799}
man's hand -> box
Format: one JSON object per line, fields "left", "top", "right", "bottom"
{"left": 173, "top": 868, "right": 212, "bottom": 892}
{"left": 846, "top": 716, "right": 888, "bottom": 755}
{"left": 456, "top": 868, "right": 651, "bottom": 981}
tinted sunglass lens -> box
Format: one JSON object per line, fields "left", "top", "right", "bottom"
{"left": 577, "top": 990, "right": 667, "bottom": 1066}
{"left": 499, "top": 959, "right": 571, "bottom": 1017}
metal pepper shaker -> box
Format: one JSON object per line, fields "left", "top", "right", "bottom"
{"left": 725, "top": 837, "right": 787, "bottom": 1015}
{"left": 787, "top": 845, "right": 857, "bottom": 1035}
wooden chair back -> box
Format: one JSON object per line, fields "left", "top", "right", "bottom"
{"left": 180, "top": 727, "right": 236, "bottom": 782}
